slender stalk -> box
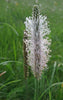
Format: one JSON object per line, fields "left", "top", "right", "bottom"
{"left": 34, "top": 78, "right": 39, "bottom": 100}
{"left": 24, "top": 79, "right": 28, "bottom": 100}
{"left": 49, "top": 62, "right": 57, "bottom": 100}
{"left": 50, "top": 61, "right": 57, "bottom": 85}
{"left": 34, "top": 78, "right": 37, "bottom": 100}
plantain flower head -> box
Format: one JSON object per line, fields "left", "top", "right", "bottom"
{"left": 24, "top": 5, "right": 51, "bottom": 80}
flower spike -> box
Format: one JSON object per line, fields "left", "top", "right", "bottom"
{"left": 24, "top": 5, "right": 51, "bottom": 80}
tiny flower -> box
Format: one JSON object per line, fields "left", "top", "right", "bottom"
{"left": 24, "top": 5, "right": 51, "bottom": 80}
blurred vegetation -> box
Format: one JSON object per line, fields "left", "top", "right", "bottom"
{"left": 0, "top": 0, "right": 63, "bottom": 100}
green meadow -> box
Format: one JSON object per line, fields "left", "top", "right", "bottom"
{"left": 0, "top": 0, "right": 63, "bottom": 100}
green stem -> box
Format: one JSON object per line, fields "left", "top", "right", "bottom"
{"left": 38, "top": 82, "right": 63, "bottom": 100}
{"left": 34, "top": 78, "right": 39, "bottom": 100}
{"left": 25, "top": 79, "right": 28, "bottom": 100}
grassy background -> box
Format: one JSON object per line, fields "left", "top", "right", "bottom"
{"left": 0, "top": 0, "right": 63, "bottom": 100}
